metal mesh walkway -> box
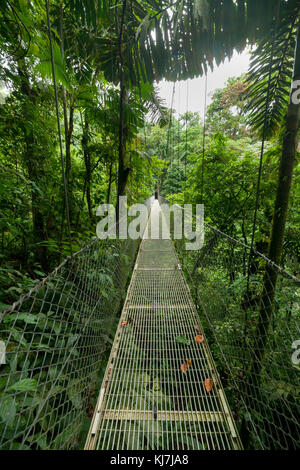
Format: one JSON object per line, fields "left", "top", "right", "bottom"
{"left": 85, "top": 201, "right": 242, "bottom": 450}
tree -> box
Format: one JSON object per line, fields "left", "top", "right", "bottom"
{"left": 206, "top": 77, "right": 248, "bottom": 138}
{"left": 250, "top": 23, "right": 300, "bottom": 382}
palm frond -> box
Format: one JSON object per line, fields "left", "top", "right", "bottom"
{"left": 245, "top": 4, "right": 300, "bottom": 138}
{"left": 144, "top": 86, "right": 169, "bottom": 127}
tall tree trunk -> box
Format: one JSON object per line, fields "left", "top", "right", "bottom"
{"left": 116, "top": 0, "right": 130, "bottom": 218}
{"left": 18, "top": 63, "right": 48, "bottom": 270}
{"left": 117, "top": 83, "right": 130, "bottom": 210}
{"left": 250, "top": 24, "right": 300, "bottom": 381}
{"left": 64, "top": 98, "right": 74, "bottom": 187}
{"left": 82, "top": 116, "right": 93, "bottom": 220}
{"left": 59, "top": 4, "right": 73, "bottom": 216}
{"left": 107, "top": 160, "right": 113, "bottom": 204}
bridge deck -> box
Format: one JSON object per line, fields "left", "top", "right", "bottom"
{"left": 85, "top": 201, "right": 242, "bottom": 450}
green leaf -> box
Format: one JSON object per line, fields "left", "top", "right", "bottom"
{"left": 26, "top": 433, "right": 48, "bottom": 450}
{"left": 7, "top": 378, "right": 37, "bottom": 393}
{"left": 10, "top": 443, "right": 31, "bottom": 450}
{"left": 3, "top": 313, "right": 38, "bottom": 324}
{"left": 101, "top": 289, "right": 109, "bottom": 299}
{"left": 175, "top": 335, "right": 191, "bottom": 346}
{"left": 10, "top": 330, "right": 28, "bottom": 347}
{"left": 35, "top": 41, "right": 70, "bottom": 89}
{"left": 67, "top": 380, "right": 82, "bottom": 409}
{"left": 0, "top": 397, "right": 16, "bottom": 427}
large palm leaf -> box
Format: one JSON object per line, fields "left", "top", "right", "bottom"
{"left": 67, "top": 1, "right": 294, "bottom": 85}
{"left": 135, "top": 0, "right": 293, "bottom": 82}
{"left": 143, "top": 86, "right": 169, "bottom": 127}
{"left": 245, "top": 2, "right": 300, "bottom": 137}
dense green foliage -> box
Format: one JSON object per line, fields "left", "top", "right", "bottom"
{"left": 0, "top": 0, "right": 298, "bottom": 299}
{"left": 145, "top": 76, "right": 299, "bottom": 268}
{"left": 0, "top": 1, "right": 169, "bottom": 307}
{"left": 0, "top": 0, "right": 299, "bottom": 451}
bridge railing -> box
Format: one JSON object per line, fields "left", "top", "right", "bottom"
{"left": 0, "top": 197, "right": 153, "bottom": 450}
{"left": 159, "top": 195, "right": 300, "bottom": 450}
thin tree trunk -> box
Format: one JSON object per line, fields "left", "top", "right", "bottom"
{"left": 116, "top": 0, "right": 130, "bottom": 218}
{"left": 59, "top": 96, "right": 74, "bottom": 245}
{"left": 59, "top": 4, "right": 73, "bottom": 212}
{"left": 117, "top": 84, "right": 130, "bottom": 206}
{"left": 107, "top": 160, "right": 113, "bottom": 204}
{"left": 18, "top": 63, "right": 48, "bottom": 270}
{"left": 58, "top": 4, "right": 74, "bottom": 249}
{"left": 81, "top": 116, "right": 93, "bottom": 220}
{"left": 65, "top": 99, "right": 74, "bottom": 185}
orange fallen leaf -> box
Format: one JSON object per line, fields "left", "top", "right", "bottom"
{"left": 195, "top": 335, "right": 204, "bottom": 344}
{"left": 121, "top": 321, "right": 128, "bottom": 327}
{"left": 181, "top": 359, "right": 192, "bottom": 374}
{"left": 204, "top": 378, "right": 213, "bottom": 393}
{"left": 181, "top": 362, "right": 189, "bottom": 374}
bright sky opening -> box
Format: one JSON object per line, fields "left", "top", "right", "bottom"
{"left": 158, "top": 50, "right": 251, "bottom": 117}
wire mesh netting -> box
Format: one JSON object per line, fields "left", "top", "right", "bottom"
{"left": 1, "top": 194, "right": 298, "bottom": 451}
{"left": 158, "top": 196, "right": 300, "bottom": 450}
{"left": 85, "top": 201, "right": 242, "bottom": 450}
{"left": 0, "top": 198, "right": 153, "bottom": 450}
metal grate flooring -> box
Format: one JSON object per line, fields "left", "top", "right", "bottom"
{"left": 85, "top": 201, "right": 242, "bottom": 450}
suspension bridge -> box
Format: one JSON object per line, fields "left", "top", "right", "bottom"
{"left": 85, "top": 200, "right": 241, "bottom": 450}
{"left": 0, "top": 196, "right": 299, "bottom": 450}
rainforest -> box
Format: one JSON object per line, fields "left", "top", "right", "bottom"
{"left": 0, "top": 0, "right": 299, "bottom": 453}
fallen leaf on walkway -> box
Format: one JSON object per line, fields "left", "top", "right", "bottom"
{"left": 195, "top": 334, "right": 204, "bottom": 344}
{"left": 121, "top": 321, "right": 128, "bottom": 327}
{"left": 181, "top": 362, "right": 189, "bottom": 374}
{"left": 204, "top": 378, "right": 213, "bottom": 393}
{"left": 175, "top": 335, "right": 191, "bottom": 346}
{"left": 181, "top": 359, "right": 192, "bottom": 374}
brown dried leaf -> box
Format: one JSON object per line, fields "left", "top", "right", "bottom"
{"left": 181, "top": 362, "right": 189, "bottom": 374}
{"left": 195, "top": 334, "right": 204, "bottom": 344}
{"left": 181, "top": 359, "right": 192, "bottom": 374}
{"left": 204, "top": 378, "right": 213, "bottom": 393}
